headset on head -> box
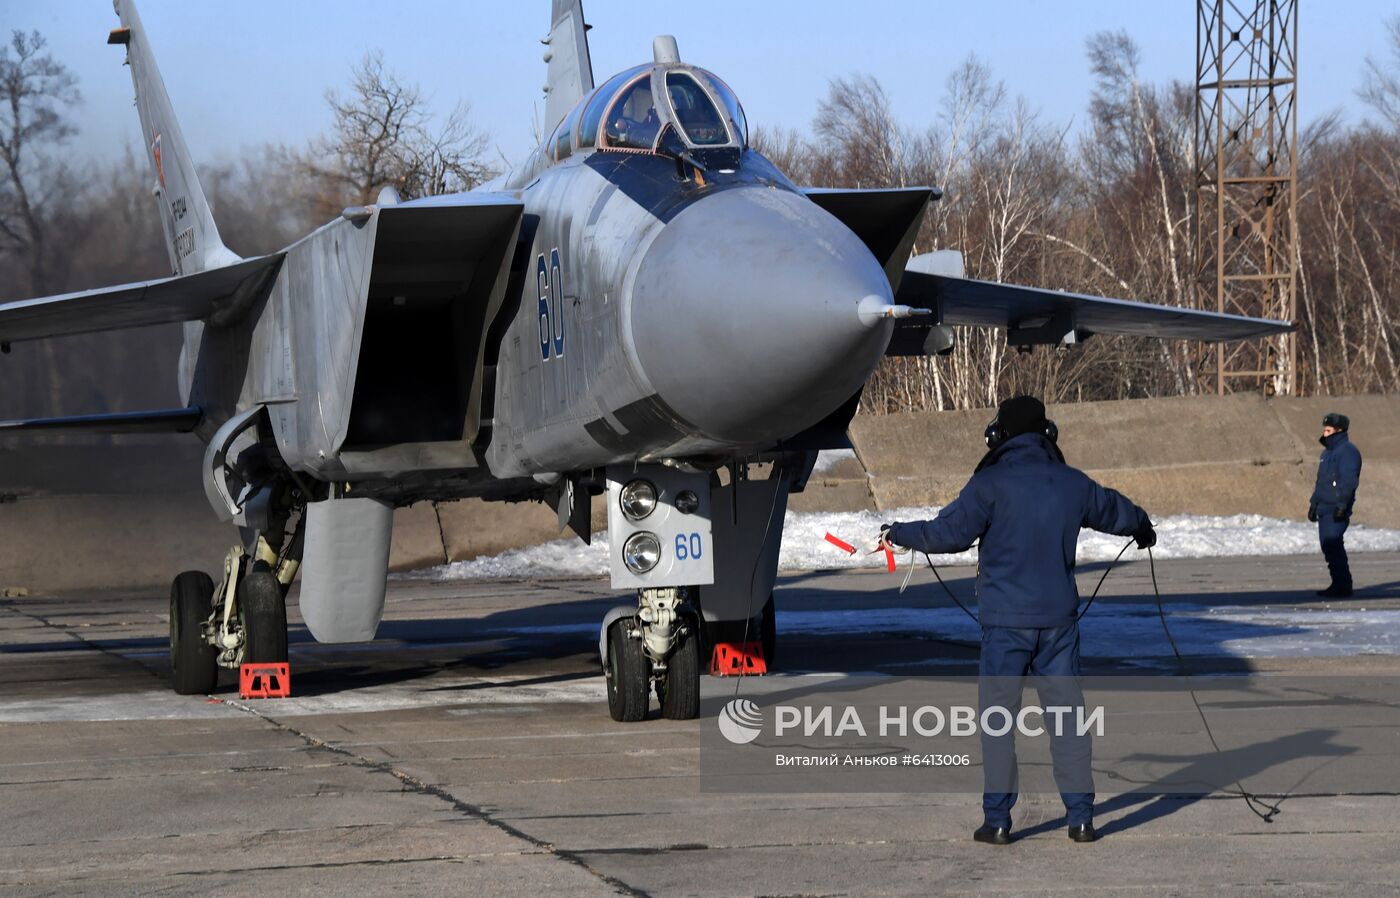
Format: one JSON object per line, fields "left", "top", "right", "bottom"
{"left": 984, "top": 416, "right": 1059, "bottom": 450}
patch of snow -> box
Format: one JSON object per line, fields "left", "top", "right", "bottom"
{"left": 419, "top": 507, "right": 1400, "bottom": 582}
{"left": 811, "top": 448, "right": 857, "bottom": 474}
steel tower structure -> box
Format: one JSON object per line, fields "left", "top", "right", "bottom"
{"left": 1194, "top": 0, "right": 1299, "bottom": 394}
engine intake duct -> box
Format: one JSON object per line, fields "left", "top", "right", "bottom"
{"left": 341, "top": 197, "right": 523, "bottom": 473}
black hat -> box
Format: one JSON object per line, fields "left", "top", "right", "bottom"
{"left": 996, "top": 395, "right": 1048, "bottom": 440}
{"left": 1323, "top": 412, "right": 1349, "bottom": 431}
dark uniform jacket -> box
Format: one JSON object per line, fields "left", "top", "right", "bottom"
{"left": 1311, "top": 431, "right": 1362, "bottom": 516}
{"left": 888, "top": 433, "right": 1149, "bottom": 629}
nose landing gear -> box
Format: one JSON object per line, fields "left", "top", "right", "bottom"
{"left": 603, "top": 586, "right": 701, "bottom": 721}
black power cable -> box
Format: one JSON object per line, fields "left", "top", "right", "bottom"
{"left": 1146, "top": 547, "right": 1281, "bottom": 822}
{"left": 922, "top": 540, "right": 1281, "bottom": 823}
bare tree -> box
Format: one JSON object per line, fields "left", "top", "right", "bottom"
{"left": 0, "top": 30, "right": 80, "bottom": 297}
{"left": 1360, "top": 16, "right": 1400, "bottom": 131}
{"left": 300, "top": 51, "right": 493, "bottom": 219}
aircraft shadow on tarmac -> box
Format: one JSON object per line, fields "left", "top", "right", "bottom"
{"left": 4, "top": 569, "right": 1392, "bottom": 696}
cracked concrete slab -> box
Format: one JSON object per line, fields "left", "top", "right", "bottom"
{"left": 2, "top": 557, "right": 1400, "bottom": 895}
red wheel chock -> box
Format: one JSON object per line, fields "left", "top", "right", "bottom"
{"left": 709, "top": 642, "right": 768, "bottom": 677}
{"left": 239, "top": 663, "right": 291, "bottom": 699}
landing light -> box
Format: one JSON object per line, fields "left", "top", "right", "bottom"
{"left": 623, "top": 532, "right": 662, "bottom": 574}
{"left": 675, "top": 490, "right": 699, "bottom": 514}
{"left": 620, "top": 479, "right": 658, "bottom": 520}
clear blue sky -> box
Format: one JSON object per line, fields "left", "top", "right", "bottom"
{"left": 8, "top": 1, "right": 1397, "bottom": 170}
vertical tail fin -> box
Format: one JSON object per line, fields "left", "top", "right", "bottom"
{"left": 543, "top": 0, "right": 594, "bottom": 128}
{"left": 109, "top": 0, "right": 237, "bottom": 275}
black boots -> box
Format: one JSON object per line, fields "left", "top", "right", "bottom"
{"left": 973, "top": 824, "right": 1012, "bottom": 845}
{"left": 973, "top": 823, "right": 1098, "bottom": 843}
{"left": 1068, "top": 823, "right": 1098, "bottom": 842}
{"left": 1317, "top": 584, "right": 1354, "bottom": 598}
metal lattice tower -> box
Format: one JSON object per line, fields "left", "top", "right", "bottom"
{"left": 1194, "top": 0, "right": 1299, "bottom": 395}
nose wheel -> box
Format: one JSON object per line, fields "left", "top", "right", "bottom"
{"left": 656, "top": 627, "right": 700, "bottom": 719}
{"left": 606, "top": 619, "right": 651, "bottom": 722}
{"left": 604, "top": 587, "right": 702, "bottom": 721}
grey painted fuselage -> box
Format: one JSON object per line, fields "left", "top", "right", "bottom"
{"left": 174, "top": 65, "right": 899, "bottom": 508}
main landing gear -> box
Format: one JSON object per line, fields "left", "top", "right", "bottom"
{"left": 604, "top": 586, "right": 701, "bottom": 722}
{"left": 168, "top": 531, "right": 301, "bottom": 695}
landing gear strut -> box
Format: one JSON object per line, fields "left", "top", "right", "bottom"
{"left": 166, "top": 518, "right": 302, "bottom": 694}
{"left": 604, "top": 587, "right": 700, "bottom": 721}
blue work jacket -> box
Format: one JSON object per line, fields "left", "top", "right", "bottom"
{"left": 1311, "top": 431, "right": 1362, "bottom": 514}
{"left": 889, "top": 433, "right": 1149, "bottom": 628}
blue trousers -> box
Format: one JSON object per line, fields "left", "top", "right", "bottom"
{"left": 1318, "top": 511, "right": 1352, "bottom": 590}
{"left": 979, "top": 623, "right": 1094, "bottom": 828}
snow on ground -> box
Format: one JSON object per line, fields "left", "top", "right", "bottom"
{"left": 421, "top": 507, "right": 1400, "bottom": 582}
{"left": 810, "top": 448, "right": 857, "bottom": 473}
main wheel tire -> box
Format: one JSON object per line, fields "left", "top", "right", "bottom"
{"left": 240, "top": 570, "right": 288, "bottom": 664}
{"left": 606, "top": 620, "right": 650, "bottom": 722}
{"left": 760, "top": 593, "right": 776, "bottom": 669}
{"left": 170, "top": 571, "right": 219, "bottom": 695}
{"left": 659, "top": 625, "right": 701, "bottom": 720}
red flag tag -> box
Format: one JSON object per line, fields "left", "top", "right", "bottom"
{"left": 824, "top": 532, "right": 856, "bottom": 555}
{"left": 884, "top": 546, "right": 897, "bottom": 572}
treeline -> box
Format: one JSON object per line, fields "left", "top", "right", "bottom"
{"left": 0, "top": 40, "right": 493, "bottom": 424}
{"left": 760, "top": 26, "right": 1400, "bottom": 412}
{"left": 3, "top": 24, "right": 1399, "bottom": 427}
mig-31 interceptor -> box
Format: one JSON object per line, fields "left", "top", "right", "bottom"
{"left": 0, "top": 0, "right": 1290, "bottom": 721}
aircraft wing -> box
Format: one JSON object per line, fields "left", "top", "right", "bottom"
{"left": 0, "top": 254, "right": 283, "bottom": 345}
{"left": 894, "top": 270, "right": 1294, "bottom": 345}
{"left": 0, "top": 407, "right": 201, "bottom": 434}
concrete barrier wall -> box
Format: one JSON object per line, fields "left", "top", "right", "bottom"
{"left": 849, "top": 394, "right": 1400, "bottom": 529}
{"left": 3, "top": 394, "right": 1395, "bottom": 593}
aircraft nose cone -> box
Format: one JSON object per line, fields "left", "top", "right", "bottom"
{"left": 629, "top": 187, "right": 895, "bottom": 444}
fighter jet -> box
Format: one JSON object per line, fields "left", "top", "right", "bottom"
{"left": 0, "top": 0, "right": 1290, "bottom": 721}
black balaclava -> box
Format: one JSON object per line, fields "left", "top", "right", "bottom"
{"left": 1320, "top": 412, "right": 1350, "bottom": 447}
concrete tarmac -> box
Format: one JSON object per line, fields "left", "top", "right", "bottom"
{"left": 3, "top": 553, "right": 1400, "bottom": 896}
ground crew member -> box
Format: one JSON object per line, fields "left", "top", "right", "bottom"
{"left": 880, "top": 395, "right": 1155, "bottom": 844}
{"left": 1309, "top": 412, "right": 1362, "bottom": 598}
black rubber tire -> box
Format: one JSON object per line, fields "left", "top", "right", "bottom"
{"left": 240, "top": 570, "right": 288, "bottom": 664}
{"left": 658, "top": 625, "right": 701, "bottom": 720}
{"left": 170, "top": 571, "right": 219, "bottom": 695}
{"left": 760, "top": 593, "right": 776, "bottom": 669}
{"left": 606, "top": 620, "right": 650, "bottom": 722}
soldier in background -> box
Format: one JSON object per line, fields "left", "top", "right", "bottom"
{"left": 1309, "top": 413, "right": 1363, "bottom": 598}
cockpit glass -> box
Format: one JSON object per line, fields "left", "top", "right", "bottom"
{"left": 665, "top": 72, "right": 730, "bottom": 146}
{"left": 604, "top": 75, "right": 661, "bottom": 150}
{"left": 707, "top": 74, "right": 748, "bottom": 148}
{"left": 580, "top": 64, "right": 647, "bottom": 148}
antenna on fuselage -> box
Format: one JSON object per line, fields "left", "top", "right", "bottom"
{"left": 653, "top": 35, "right": 680, "bottom": 64}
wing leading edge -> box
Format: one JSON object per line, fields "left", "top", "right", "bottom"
{"left": 894, "top": 269, "right": 1293, "bottom": 345}
{"left": 0, "top": 407, "right": 202, "bottom": 434}
{"left": 0, "top": 254, "right": 283, "bottom": 345}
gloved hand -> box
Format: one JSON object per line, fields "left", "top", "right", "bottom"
{"left": 1333, "top": 507, "right": 1349, "bottom": 522}
{"left": 1307, "top": 503, "right": 1319, "bottom": 523}
{"left": 1133, "top": 522, "right": 1157, "bottom": 550}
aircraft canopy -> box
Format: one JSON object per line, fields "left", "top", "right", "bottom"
{"left": 570, "top": 63, "right": 747, "bottom": 155}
